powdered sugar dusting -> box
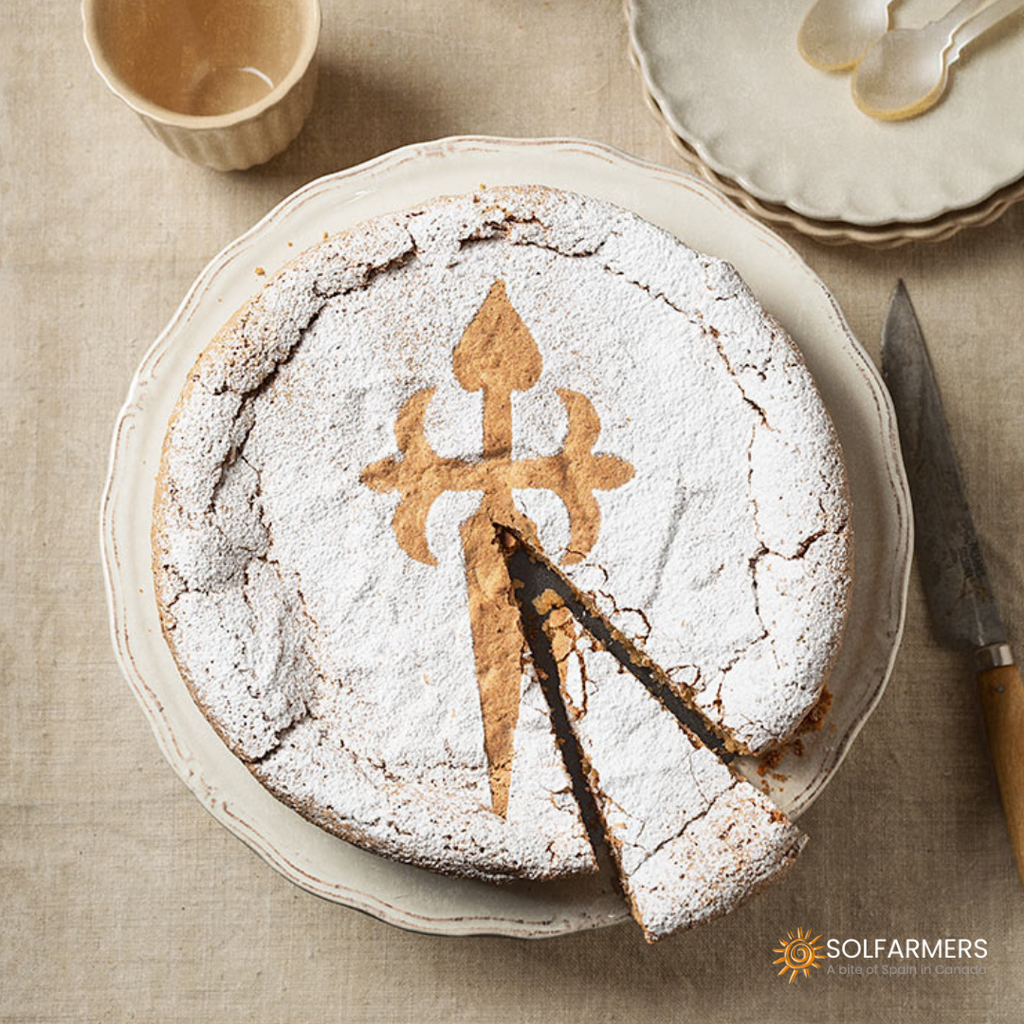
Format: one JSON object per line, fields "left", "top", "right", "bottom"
{"left": 153, "top": 185, "right": 848, "bottom": 880}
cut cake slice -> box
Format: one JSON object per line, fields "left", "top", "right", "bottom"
{"left": 543, "top": 600, "right": 807, "bottom": 942}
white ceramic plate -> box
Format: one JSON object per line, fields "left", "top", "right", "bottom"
{"left": 627, "top": 0, "right": 1024, "bottom": 225}
{"left": 100, "top": 137, "right": 911, "bottom": 938}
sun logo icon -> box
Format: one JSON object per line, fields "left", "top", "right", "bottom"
{"left": 773, "top": 927, "right": 825, "bottom": 983}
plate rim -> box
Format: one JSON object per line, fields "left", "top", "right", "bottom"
{"left": 99, "top": 134, "right": 913, "bottom": 937}
{"left": 624, "top": 0, "right": 1024, "bottom": 227}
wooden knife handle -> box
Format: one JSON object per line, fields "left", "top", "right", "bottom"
{"left": 977, "top": 661, "right": 1024, "bottom": 890}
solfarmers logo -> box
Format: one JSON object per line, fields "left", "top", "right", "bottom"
{"left": 772, "top": 929, "right": 989, "bottom": 981}
{"left": 773, "top": 927, "right": 825, "bottom": 983}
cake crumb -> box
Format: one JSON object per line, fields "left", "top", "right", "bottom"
{"left": 532, "top": 588, "right": 564, "bottom": 616}
{"left": 757, "top": 748, "right": 785, "bottom": 777}
{"left": 797, "top": 687, "right": 832, "bottom": 734}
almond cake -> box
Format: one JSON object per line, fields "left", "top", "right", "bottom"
{"left": 152, "top": 184, "right": 850, "bottom": 931}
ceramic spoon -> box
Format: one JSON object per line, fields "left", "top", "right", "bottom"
{"left": 853, "top": 0, "right": 1024, "bottom": 120}
{"left": 798, "top": 0, "right": 894, "bottom": 70}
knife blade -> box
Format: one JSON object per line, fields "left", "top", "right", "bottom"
{"left": 881, "top": 279, "right": 1006, "bottom": 653}
{"left": 882, "top": 279, "right": 1024, "bottom": 889}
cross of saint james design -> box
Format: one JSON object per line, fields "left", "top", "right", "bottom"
{"left": 361, "top": 280, "right": 634, "bottom": 816}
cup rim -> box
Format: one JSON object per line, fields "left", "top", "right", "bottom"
{"left": 81, "top": 0, "right": 321, "bottom": 130}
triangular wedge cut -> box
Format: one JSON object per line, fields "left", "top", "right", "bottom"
{"left": 543, "top": 601, "right": 807, "bottom": 943}
{"left": 501, "top": 528, "right": 736, "bottom": 758}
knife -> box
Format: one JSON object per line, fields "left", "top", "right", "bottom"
{"left": 882, "top": 279, "right": 1024, "bottom": 889}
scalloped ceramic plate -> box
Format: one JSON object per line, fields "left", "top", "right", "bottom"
{"left": 100, "top": 137, "right": 911, "bottom": 938}
{"left": 627, "top": 0, "right": 1024, "bottom": 226}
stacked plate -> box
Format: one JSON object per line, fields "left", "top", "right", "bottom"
{"left": 626, "top": 0, "right": 1024, "bottom": 246}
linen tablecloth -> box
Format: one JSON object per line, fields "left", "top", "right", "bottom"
{"left": 2, "top": 2, "right": 1022, "bottom": 1020}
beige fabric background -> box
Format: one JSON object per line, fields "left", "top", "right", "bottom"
{"left": 2, "top": 2, "right": 1023, "bottom": 1021}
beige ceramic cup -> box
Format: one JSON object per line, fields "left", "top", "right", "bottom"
{"left": 82, "top": 0, "right": 321, "bottom": 171}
